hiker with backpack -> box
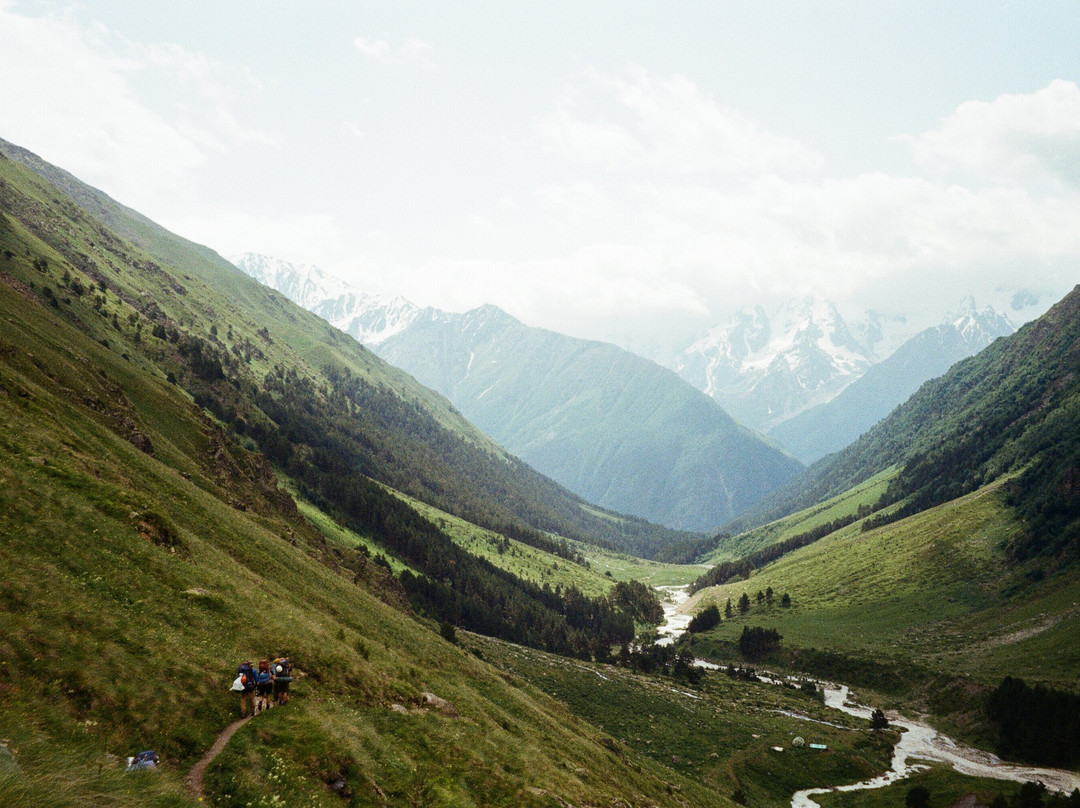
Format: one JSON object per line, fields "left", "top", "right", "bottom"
{"left": 254, "top": 658, "right": 275, "bottom": 714}
{"left": 232, "top": 661, "right": 257, "bottom": 718}
{"left": 272, "top": 656, "right": 292, "bottom": 705}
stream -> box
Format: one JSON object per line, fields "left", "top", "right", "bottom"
{"left": 654, "top": 585, "right": 1080, "bottom": 805}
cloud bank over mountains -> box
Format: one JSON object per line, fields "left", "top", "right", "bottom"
{"left": 0, "top": 3, "right": 1074, "bottom": 356}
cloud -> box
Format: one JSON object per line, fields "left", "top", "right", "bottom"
{"left": 541, "top": 66, "right": 824, "bottom": 176}
{"left": 900, "top": 79, "right": 1080, "bottom": 187}
{"left": 353, "top": 36, "right": 431, "bottom": 64}
{"left": 0, "top": 5, "right": 275, "bottom": 226}
{"left": 392, "top": 77, "right": 1080, "bottom": 351}
{"left": 173, "top": 207, "right": 347, "bottom": 272}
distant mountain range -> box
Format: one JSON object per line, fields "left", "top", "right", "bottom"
{"left": 233, "top": 253, "right": 804, "bottom": 532}
{"left": 767, "top": 300, "right": 1014, "bottom": 463}
{"left": 671, "top": 299, "right": 898, "bottom": 432}
{"left": 234, "top": 252, "right": 1022, "bottom": 526}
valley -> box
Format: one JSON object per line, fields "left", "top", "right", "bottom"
{"left": 1, "top": 133, "right": 1078, "bottom": 808}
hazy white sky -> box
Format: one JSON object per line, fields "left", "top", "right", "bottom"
{"left": 1, "top": 1, "right": 1077, "bottom": 354}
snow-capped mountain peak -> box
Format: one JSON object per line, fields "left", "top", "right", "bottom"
{"left": 672, "top": 295, "right": 1015, "bottom": 433}
{"left": 232, "top": 253, "right": 420, "bottom": 345}
{"left": 673, "top": 297, "right": 881, "bottom": 430}
{"left": 947, "top": 296, "right": 1014, "bottom": 345}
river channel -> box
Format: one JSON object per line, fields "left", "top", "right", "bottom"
{"left": 654, "top": 585, "right": 1080, "bottom": 805}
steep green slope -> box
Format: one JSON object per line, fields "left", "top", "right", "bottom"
{"left": 742, "top": 285, "right": 1080, "bottom": 567}
{"left": 373, "top": 304, "right": 804, "bottom": 532}
{"left": 0, "top": 180, "right": 726, "bottom": 806}
{"left": 390, "top": 491, "right": 617, "bottom": 598}
{"left": 701, "top": 469, "right": 896, "bottom": 565}
{"left": 685, "top": 481, "right": 1080, "bottom": 728}
{"left": 3, "top": 142, "right": 687, "bottom": 662}
{"left": 0, "top": 137, "right": 690, "bottom": 560}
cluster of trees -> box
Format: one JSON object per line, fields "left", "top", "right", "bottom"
{"left": 737, "top": 626, "right": 781, "bottom": 660}
{"left": 685, "top": 591, "right": 792, "bottom": 635}
{"left": 615, "top": 641, "right": 703, "bottom": 685}
{"left": 987, "top": 677, "right": 1080, "bottom": 768}
{"left": 686, "top": 604, "right": 720, "bottom": 633}
{"left": 723, "top": 589, "right": 791, "bottom": 617}
{"left": 690, "top": 517, "right": 864, "bottom": 593}
{"left": 609, "top": 580, "right": 664, "bottom": 625}
{"left": 723, "top": 664, "right": 761, "bottom": 682}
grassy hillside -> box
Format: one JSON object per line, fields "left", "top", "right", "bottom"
{"left": 0, "top": 171, "right": 733, "bottom": 806}
{"left": 475, "top": 634, "right": 898, "bottom": 808}
{"left": 682, "top": 480, "right": 1080, "bottom": 748}
{"left": 391, "top": 491, "right": 617, "bottom": 598}
{"left": 701, "top": 469, "right": 896, "bottom": 565}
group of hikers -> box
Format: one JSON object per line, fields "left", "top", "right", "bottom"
{"left": 231, "top": 657, "right": 292, "bottom": 717}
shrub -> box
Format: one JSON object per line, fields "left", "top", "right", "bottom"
{"left": 686, "top": 604, "right": 720, "bottom": 633}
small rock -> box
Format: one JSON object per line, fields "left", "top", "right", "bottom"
{"left": 390, "top": 704, "right": 408, "bottom": 713}
{"left": 29, "top": 456, "right": 45, "bottom": 465}
{"left": 421, "top": 692, "right": 460, "bottom": 717}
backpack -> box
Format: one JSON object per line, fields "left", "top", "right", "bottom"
{"left": 273, "top": 657, "right": 293, "bottom": 684}
{"left": 236, "top": 662, "right": 255, "bottom": 691}
{"left": 127, "top": 750, "right": 157, "bottom": 771}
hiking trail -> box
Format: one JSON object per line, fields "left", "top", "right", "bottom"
{"left": 185, "top": 715, "right": 251, "bottom": 800}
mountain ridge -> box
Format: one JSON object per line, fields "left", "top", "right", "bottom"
{"left": 233, "top": 254, "right": 803, "bottom": 532}
{"left": 768, "top": 300, "right": 1015, "bottom": 463}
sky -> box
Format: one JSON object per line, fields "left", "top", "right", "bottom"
{"left": 1, "top": 1, "right": 1078, "bottom": 358}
